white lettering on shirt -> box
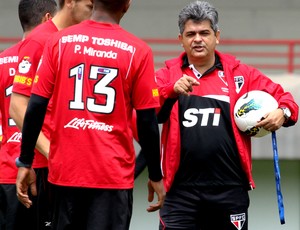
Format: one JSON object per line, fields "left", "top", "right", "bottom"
{"left": 64, "top": 118, "right": 113, "bottom": 132}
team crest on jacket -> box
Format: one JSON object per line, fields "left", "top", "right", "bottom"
{"left": 230, "top": 213, "right": 246, "bottom": 230}
{"left": 234, "top": 75, "right": 244, "bottom": 93}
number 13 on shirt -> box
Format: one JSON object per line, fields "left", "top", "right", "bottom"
{"left": 69, "top": 64, "right": 118, "bottom": 114}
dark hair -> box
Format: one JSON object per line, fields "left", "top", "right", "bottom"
{"left": 18, "top": 0, "right": 57, "bottom": 32}
{"left": 94, "top": 0, "right": 129, "bottom": 12}
{"left": 178, "top": 1, "right": 219, "bottom": 34}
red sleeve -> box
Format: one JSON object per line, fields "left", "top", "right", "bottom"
{"left": 12, "top": 40, "right": 44, "bottom": 96}
{"left": 241, "top": 65, "right": 299, "bottom": 126}
{"left": 31, "top": 38, "right": 57, "bottom": 99}
{"left": 131, "top": 48, "right": 160, "bottom": 110}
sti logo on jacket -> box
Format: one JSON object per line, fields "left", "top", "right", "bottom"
{"left": 182, "top": 107, "right": 221, "bottom": 127}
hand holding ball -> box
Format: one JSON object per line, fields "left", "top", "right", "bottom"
{"left": 234, "top": 90, "right": 278, "bottom": 137}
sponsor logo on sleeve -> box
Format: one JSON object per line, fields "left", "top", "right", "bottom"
{"left": 18, "top": 56, "right": 32, "bottom": 74}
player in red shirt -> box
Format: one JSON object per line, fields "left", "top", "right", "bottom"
{"left": 9, "top": 0, "right": 92, "bottom": 229}
{"left": 15, "top": 0, "right": 166, "bottom": 229}
{"left": 0, "top": 1, "right": 57, "bottom": 229}
{"left": 10, "top": 0, "right": 93, "bottom": 163}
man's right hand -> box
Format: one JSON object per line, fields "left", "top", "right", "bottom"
{"left": 174, "top": 74, "right": 200, "bottom": 96}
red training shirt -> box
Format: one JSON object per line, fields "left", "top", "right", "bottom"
{"left": 32, "top": 20, "right": 160, "bottom": 189}
{"left": 12, "top": 20, "right": 59, "bottom": 168}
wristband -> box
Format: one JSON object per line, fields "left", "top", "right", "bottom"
{"left": 15, "top": 157, "right": 32, "bottom": 168}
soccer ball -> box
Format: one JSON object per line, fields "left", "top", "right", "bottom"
{"left": 234, "top": 90, "right": 278, "bottom": 137}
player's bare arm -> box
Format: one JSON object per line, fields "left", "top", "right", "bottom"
{"left": 16, "top": 94, "right": 48, "bottom": 208}
{"left": 9, "top": 92, "right": 29, "bottom": 129}
{"left": 174, "top": 74, "right": 200, "bottom": 96}
{"left": 35, "top": 133, "right": 50, "bottom": 159}
{"left": 9, "top": 92, "right": 50, "bottom": 158}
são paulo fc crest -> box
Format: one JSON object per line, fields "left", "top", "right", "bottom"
{"left": 230, "top": 213, "right": 246, "bottom": 230}
{"left": 234, "top": 75, "right": 244, "bottom": 93}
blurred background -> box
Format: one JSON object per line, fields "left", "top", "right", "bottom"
{"left": 1, "top": 1, "right": 300, "bottom": 229}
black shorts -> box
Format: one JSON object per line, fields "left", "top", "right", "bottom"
{"left": 159, "top": 186, "right": 250, "bottom": 230}
{"left": 33, "top": 167, "right": 52, "bottom": 229}
{"left": 0, "top": 184, "right": 35, "bottom": 230}
{"left": 0, "top": 167, "right": 51, "bottom": 230}
{"left": 51, "top": 185, "right": 133, "bottom": 230}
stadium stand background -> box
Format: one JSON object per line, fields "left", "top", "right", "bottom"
{"left": 1, "top": 1, "right": 300, "bottom": 229}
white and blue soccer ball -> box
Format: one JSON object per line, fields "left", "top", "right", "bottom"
{"left": 234, "top": 90, "right": 278, "bottom": 137}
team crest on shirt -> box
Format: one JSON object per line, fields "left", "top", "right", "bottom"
{"left": 230, "top": 213, "right": 246, "bottom": 230}
{"left": 234, "top": 75, "right": 244, "bottom": 93}
{"left": 18, "top": 56, "right": 32, "bottom": 74}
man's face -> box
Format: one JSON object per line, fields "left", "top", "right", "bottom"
{"left": 71, "top": 0, "right": 93, "bottom": 24}
{"left": 179, "top": 19, "right": 220, "bottom": 63}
